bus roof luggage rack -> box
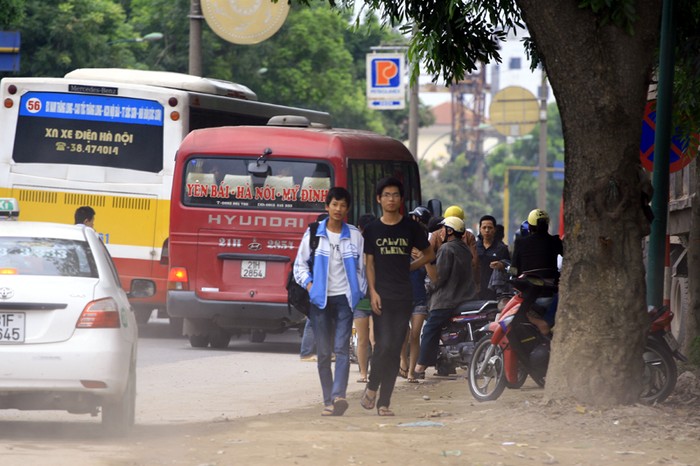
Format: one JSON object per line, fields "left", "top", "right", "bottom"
{"left": 267, "top": 115, "right": 311, "bottom": 127}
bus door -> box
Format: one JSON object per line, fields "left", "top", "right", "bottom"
{"left": 182, "top": 156, "right": 331, "bottom": 307}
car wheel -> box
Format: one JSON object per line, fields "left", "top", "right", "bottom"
{"left": 102, "top": 366, "right": 136, "bottom": 437}
{"left": 189, "top": 334, "right": 210, "bottom": 348}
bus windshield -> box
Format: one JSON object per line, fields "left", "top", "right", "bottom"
{"left": 183, "top": 157, "right": 332, "bottom": 211}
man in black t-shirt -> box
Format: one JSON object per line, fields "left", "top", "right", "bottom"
{"left": 360, "top": 177, "right": 434, "bottom": 417}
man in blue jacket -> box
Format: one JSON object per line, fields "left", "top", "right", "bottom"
{"left": 293, "top": 187, "right": 366, "bottom": 416}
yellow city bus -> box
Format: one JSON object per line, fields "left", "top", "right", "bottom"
{"left": 0, "top": 69, "right": 330, "bottom": 327}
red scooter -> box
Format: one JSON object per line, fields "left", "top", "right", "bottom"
{"left": 468, "top": 272, "right": 555, "bottom": 401}
{"left": 467, "top": 273, "right": 684, "bottom": 403}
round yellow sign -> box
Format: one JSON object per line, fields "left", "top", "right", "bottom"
{"left": 202, "top": 0, "right": 290, "bottom": 45}
{"left": 489, "top": 86, "right": 539, "bottom": 137}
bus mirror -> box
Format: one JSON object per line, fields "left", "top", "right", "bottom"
{"left": 248, "top": 161, "right": 270, "bottom": 176}
{"left": 427, "top": 198, "right": 442, "bottom": 217}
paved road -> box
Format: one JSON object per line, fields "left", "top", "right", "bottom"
{"left": 0, "top": 317, "right": 359, "bottom": 435}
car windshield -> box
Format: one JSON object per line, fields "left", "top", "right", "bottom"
{"left": 0, "top": 237, "right": 98, "bottom": 277}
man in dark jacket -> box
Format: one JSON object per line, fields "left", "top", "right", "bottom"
{"left": 413, "top": 216, "right": 477, "bottom": 378}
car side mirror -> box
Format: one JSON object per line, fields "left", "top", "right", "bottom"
{"left": 128, "top": 279, "right": 156, "bottom": 298}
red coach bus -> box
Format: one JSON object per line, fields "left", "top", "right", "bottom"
{"left": 167, "top": 117, "right": 422, "bottom": 348}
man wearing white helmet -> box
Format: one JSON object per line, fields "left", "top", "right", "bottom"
{"left": 429, "top": 204, "right": 479, "bottom": 290}
{"left": 413, "top": 216, "right": 477, "bottom": 379}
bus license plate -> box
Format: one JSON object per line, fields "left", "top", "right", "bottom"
{"left": 0, "top": 312, "right": 25, "bottom": 343}
{"left": 241, "top": 260, "right": 266, "bottom": 279}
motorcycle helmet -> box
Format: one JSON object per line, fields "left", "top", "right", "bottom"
{"left": 527, "top": 209, "right": 550, "bottom": 226}
{"left": 444, "top": 205, "right": 465, "bottom": 220}
{"left": 408, "top": 206, "right": 431, "bottom": 225}
{"left": 440, "top": 216, "right": 465, "bottom": 233}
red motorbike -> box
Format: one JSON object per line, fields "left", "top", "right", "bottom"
{"left": 468, "top": 272, "right": 554, "bottom": 401}
{"left": 467, "top": 273, "right": 684, "bottom": 403}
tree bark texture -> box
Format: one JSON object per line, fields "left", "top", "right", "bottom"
{"left": 516, "top": 1, "right": 662, "bottom": 405}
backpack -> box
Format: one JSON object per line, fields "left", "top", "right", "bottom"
{"left": 286, "top": 222, "right": 320, "bottom": 316}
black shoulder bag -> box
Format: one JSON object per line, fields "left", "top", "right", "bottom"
{"left": 286, "top": 222, "right": 319, "bottom": 316}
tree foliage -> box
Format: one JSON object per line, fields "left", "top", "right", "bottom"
{"left": 0, "top": 0, "right": 24, "bottom": 28}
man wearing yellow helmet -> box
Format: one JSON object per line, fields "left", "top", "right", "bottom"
{"left": 512, "top": 208, "right": 563, "bottom": 334}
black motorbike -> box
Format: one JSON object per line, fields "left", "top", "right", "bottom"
{"left": 434, "top": 299, "right": 500, "bottom": 376}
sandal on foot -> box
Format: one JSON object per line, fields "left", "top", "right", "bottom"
{"left": 360, "top": 387, "right": 376, "bottom": 410}
{"left": 332, "top": 397, "right": 349, "bottom": 416}
{"left": 407, "top": 376, "right": 419, "bottom": 384}
{"left": 356, "top": 377, "right": 369, "bottom": 383}
{"left": 413, "top": 371, "right": 425, "bottom": 380}
{"left": 398, "top": 367, "right": 408, "bottom": 379}
{"left": 321, "top": 406, "right": 334, "bottom": 416}
{"left": 377, "top": 406, "right": 394, "bottom": 416}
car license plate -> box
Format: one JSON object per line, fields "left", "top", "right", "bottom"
{"left": 241, "top": 260, "right": 266, "bottom": 279}
{"left": 0, "top": 312, "right": 25, "bottom": 343}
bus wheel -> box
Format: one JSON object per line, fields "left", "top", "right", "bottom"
{"left": 189, "top": 334, "right": 210, "bottom": 348}
{"left": 249, "top": 330, "right": 266, "bottom": 343}
{"left": 209, "top": 328, "right": 231, "bottom": 349}
{"left": 134, "top": 307, "right": 153, "bottom": 325}
{"left": 168, "top": 317, "right": 184, "bottom": 337}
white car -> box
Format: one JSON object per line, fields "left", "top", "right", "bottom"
{"left": 0, "top": 219, "right": 154, "bottom": 435}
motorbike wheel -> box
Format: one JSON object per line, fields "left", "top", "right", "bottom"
{"left": 640, "top": 338, "right": 677, "bottom": 404}
{"left": 468, "top": 335, "right": 506, "bottom": 402}
{"left": 504, "top": 364, "right": 529, "bottom": 389}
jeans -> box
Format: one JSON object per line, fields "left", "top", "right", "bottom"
{"left": 309, "top": 294, "right": 353, "bottom": 406}
{"left": 417, "top": 308, "right": 454, "bottom": 367}
{"left": 367, "top": 297, "right": 412, "bottom": 409}
{"left": 299, "top": 318, "right": 316, "bottom": 357}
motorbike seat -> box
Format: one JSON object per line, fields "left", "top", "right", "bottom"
{"left": 455, "top": 299, "right": 497, "bottom": 315}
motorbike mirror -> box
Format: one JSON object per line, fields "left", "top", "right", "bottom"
{"left": 427, "top": 198, "right": 442, "bottom": 217}
{"left": 507, "top": 266, "right": 518, "bottom": 276}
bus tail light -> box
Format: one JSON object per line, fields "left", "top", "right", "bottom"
{"left": 168, "top": 267, "right": 189, "bottom": 290}
{"left": 170, "top": 111, "right": 180, "bottom": 121}
{"left": 4, "top": 98, "right": 13, "bottom": 109}
{"left": 76, "top": 298, "right": 121, "bottom": 328}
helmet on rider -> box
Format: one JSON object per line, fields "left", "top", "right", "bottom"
{"left": 443, "top": 205, "right": 465, "bottom": 220}
{"left": 440, "top": 216, "right": 465, "bottom": 234}
{"left": 408, "top": 206, "right": 431, "bottom": 225}
{"left": 527, "top": 209, "right": 550, "bottom": 232}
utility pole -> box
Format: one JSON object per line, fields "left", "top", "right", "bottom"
{"left": 537, "top": 69, "right": 548, "bottom": 210}
{"left": 189, "top": 0, "right": 203, "bottom": 76}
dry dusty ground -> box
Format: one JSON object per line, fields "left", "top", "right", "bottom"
{"left": 3, "top": 370, "right": 700, "bottom": 466}
{"left": 120, "top": 370, "right": 700, "bottom": 465}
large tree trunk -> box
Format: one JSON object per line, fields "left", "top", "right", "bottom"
{"left": 516, "top": 1, "right": 662, "bottom": 404}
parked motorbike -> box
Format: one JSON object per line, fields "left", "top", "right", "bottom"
{"left": 434, "top": 299, "right": 500, "bottom": 376}
{"left": 641, "top": 305, "right": 687, "bottom": 403}
{"left": 468, "top": 273, "right": 686, "bottom": 404}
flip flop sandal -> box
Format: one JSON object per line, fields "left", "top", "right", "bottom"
{"left": 332, "top": 398, "right": 349, "bottom": 416}
{"left": 377, "top": 406, "right": 394, "bottom": 416}
{"left": 413, "top": 371, "right": 426, "bottom": 380}
{"left": 398, "top": 367, "right": 408, "bottom": 379}
{"left": 321, "top": 406, "right": 334, "bottom": 416}
{"left": 407, "top": 377, "right": 419, "bottom": 384}
{"left": 356, "top": 377, "right": 369, "bottom": 383}
{"left": 360, "top": 387, "right": 376, "bottom": 410}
